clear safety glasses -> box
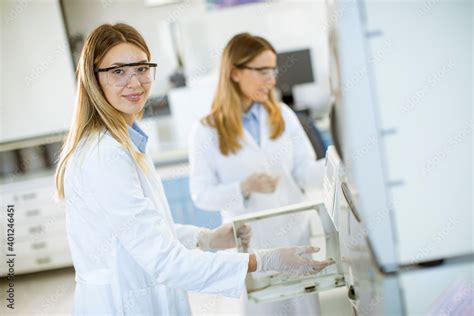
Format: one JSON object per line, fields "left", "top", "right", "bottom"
{"left": 95, "top": 62, "right": 157, "bottom": 87}
{"left": 239, "top": 66, "right": 279, "bottom": 80}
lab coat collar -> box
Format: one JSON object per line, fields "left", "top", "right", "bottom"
{"left": 242, "top": 102, "right": 260, "bottom": 121}
{"left": 127, "top": 121, "right": 148, "bottom": 153}
{"left": 241, "top": 102, "right": 271, "bottom": 150}
{"left": 258, "top": 103, "right": 270, "bottom": 148}
{"left": 241, "top": 103, "right": 259, "bottom": 149}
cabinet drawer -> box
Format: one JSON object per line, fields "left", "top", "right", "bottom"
{"left": 3, "top": 233, "right": 70, "bottom": 257}
{"left": 0, "top": 250, "right": 73, "bottom": 276}
{"left": 2, "top": 186, "right": 56, "bottom": 206}
{"left": 3, "top": 203, "right": 65, "bottom": 224}
{"left": 2, "top": 213, "right": 66, "bottom": 243}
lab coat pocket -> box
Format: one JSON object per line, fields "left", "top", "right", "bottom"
{"left": 73, "top": 283, "right": 117, "bottom": 315}
{"left": 121, "top": 286, "right": 157, "bottom": 315}
{"left": 112, "top": 240, "right": 158, "bottom": 315}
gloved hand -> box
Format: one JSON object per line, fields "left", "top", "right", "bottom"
{"left": 254, "top": 246, "right": 335, "bottom": 276}
{"left": 240, "top": 173, "right": 280, "bottom": 198}
{"left": 198, "top": 223, "right": 251, "bottom": 251}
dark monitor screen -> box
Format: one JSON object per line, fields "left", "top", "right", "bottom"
{"left": 276, "top": 49, "right": 315, "bottom": 96}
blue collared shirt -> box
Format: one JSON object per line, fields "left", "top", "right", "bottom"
{"left": 242, "top": 103, "right": 260, "bottom": 146}
{"left": 127, "top": 121, "right": 149, "bottom": 153}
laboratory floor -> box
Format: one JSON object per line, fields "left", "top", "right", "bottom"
{"left": 0, "top": 268, "right": 350, "bottom": 315}
{"left": 0, "top": 267, "right": 241, "bottom": 315}
{"left": 0, "top": 267, "right": 75, "bottom": 315}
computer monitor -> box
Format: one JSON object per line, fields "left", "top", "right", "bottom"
{"left": 276, "top": 48, "right": 315, "bottom": 106}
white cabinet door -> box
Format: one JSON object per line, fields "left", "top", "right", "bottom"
{"left": 1, "top": 0, "right": 75, "bottom": 142}
{"left": 363, "top": 0, "right": 472, "bottom": 264}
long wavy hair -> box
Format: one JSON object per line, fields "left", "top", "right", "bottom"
{"left": 55, "top": 23, "right": 149, "bottom": 199}
{"left": 203, "top": 33, "right": 284, "bottom": 155}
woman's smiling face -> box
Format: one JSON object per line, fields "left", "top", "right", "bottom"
{"left": 97, "top": 43, "right": 152, "bottom": 126}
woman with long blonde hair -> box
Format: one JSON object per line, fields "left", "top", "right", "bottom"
{"left": 189, "top": 33, "right": 328, "bottom": 315}
{"left": 56, "top": 24, "right": 332, "bottom": 315}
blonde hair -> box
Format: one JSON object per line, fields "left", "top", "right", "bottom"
{"left": 55, "top": 23, "right": 150, "bottom": 199}
{"left": 203, "top": 33, "right": 284, "bottom": 155}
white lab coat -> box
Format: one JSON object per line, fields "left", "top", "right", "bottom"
{"left": 189, "top": 103, "right": 326, "bottom": 315}
{"left": 64, "top": 130, "right": 249, "bottom": 315}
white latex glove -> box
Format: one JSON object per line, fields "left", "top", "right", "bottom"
{"left": 254, "top": 246, "right": 335, "bottom": 276}
{"left": 198, "top": 223, "right": 251, "bottom": 251}
{"left": 240, "top": 173, "right": 280, "bottom": 198}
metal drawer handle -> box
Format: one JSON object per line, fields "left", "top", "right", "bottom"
{"left": 31, "top": 242, "right": 47, "bottom": 250}
{"left": 36, "top": 257, "right": 51, "bottom": 265}
{"left": 26, "top": 209, "right": 41, "bottom": 217}
{"left": 341, "top": 182, "right": 361, "bottom": 223}
{"left": 29, "top": 225, "right": 44, "bottom": 234}
{"left": 22, "top": 192, "right": 37, "bottom": 200}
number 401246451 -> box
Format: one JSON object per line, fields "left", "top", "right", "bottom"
{"left": 6, "top": 205, "right": 15, "bottom": 252}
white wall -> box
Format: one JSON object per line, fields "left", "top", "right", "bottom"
{"left": 62, "top": 0, "right": 207, "bottom": 95}
{"left": 0, "top": 3, "right": 3, "bottom": 127}
{"left": 62, "top": 0, "right": 330, "bottom": 111}
{"left": 177, "top": 0, "right": 330, "bottom": 111}
{"left": 1, "top": 0, "right": 76, "bottom": 142}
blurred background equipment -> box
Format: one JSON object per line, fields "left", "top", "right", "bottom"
{"left": 276, "top": 48, "right": 315, "bottom": 107}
